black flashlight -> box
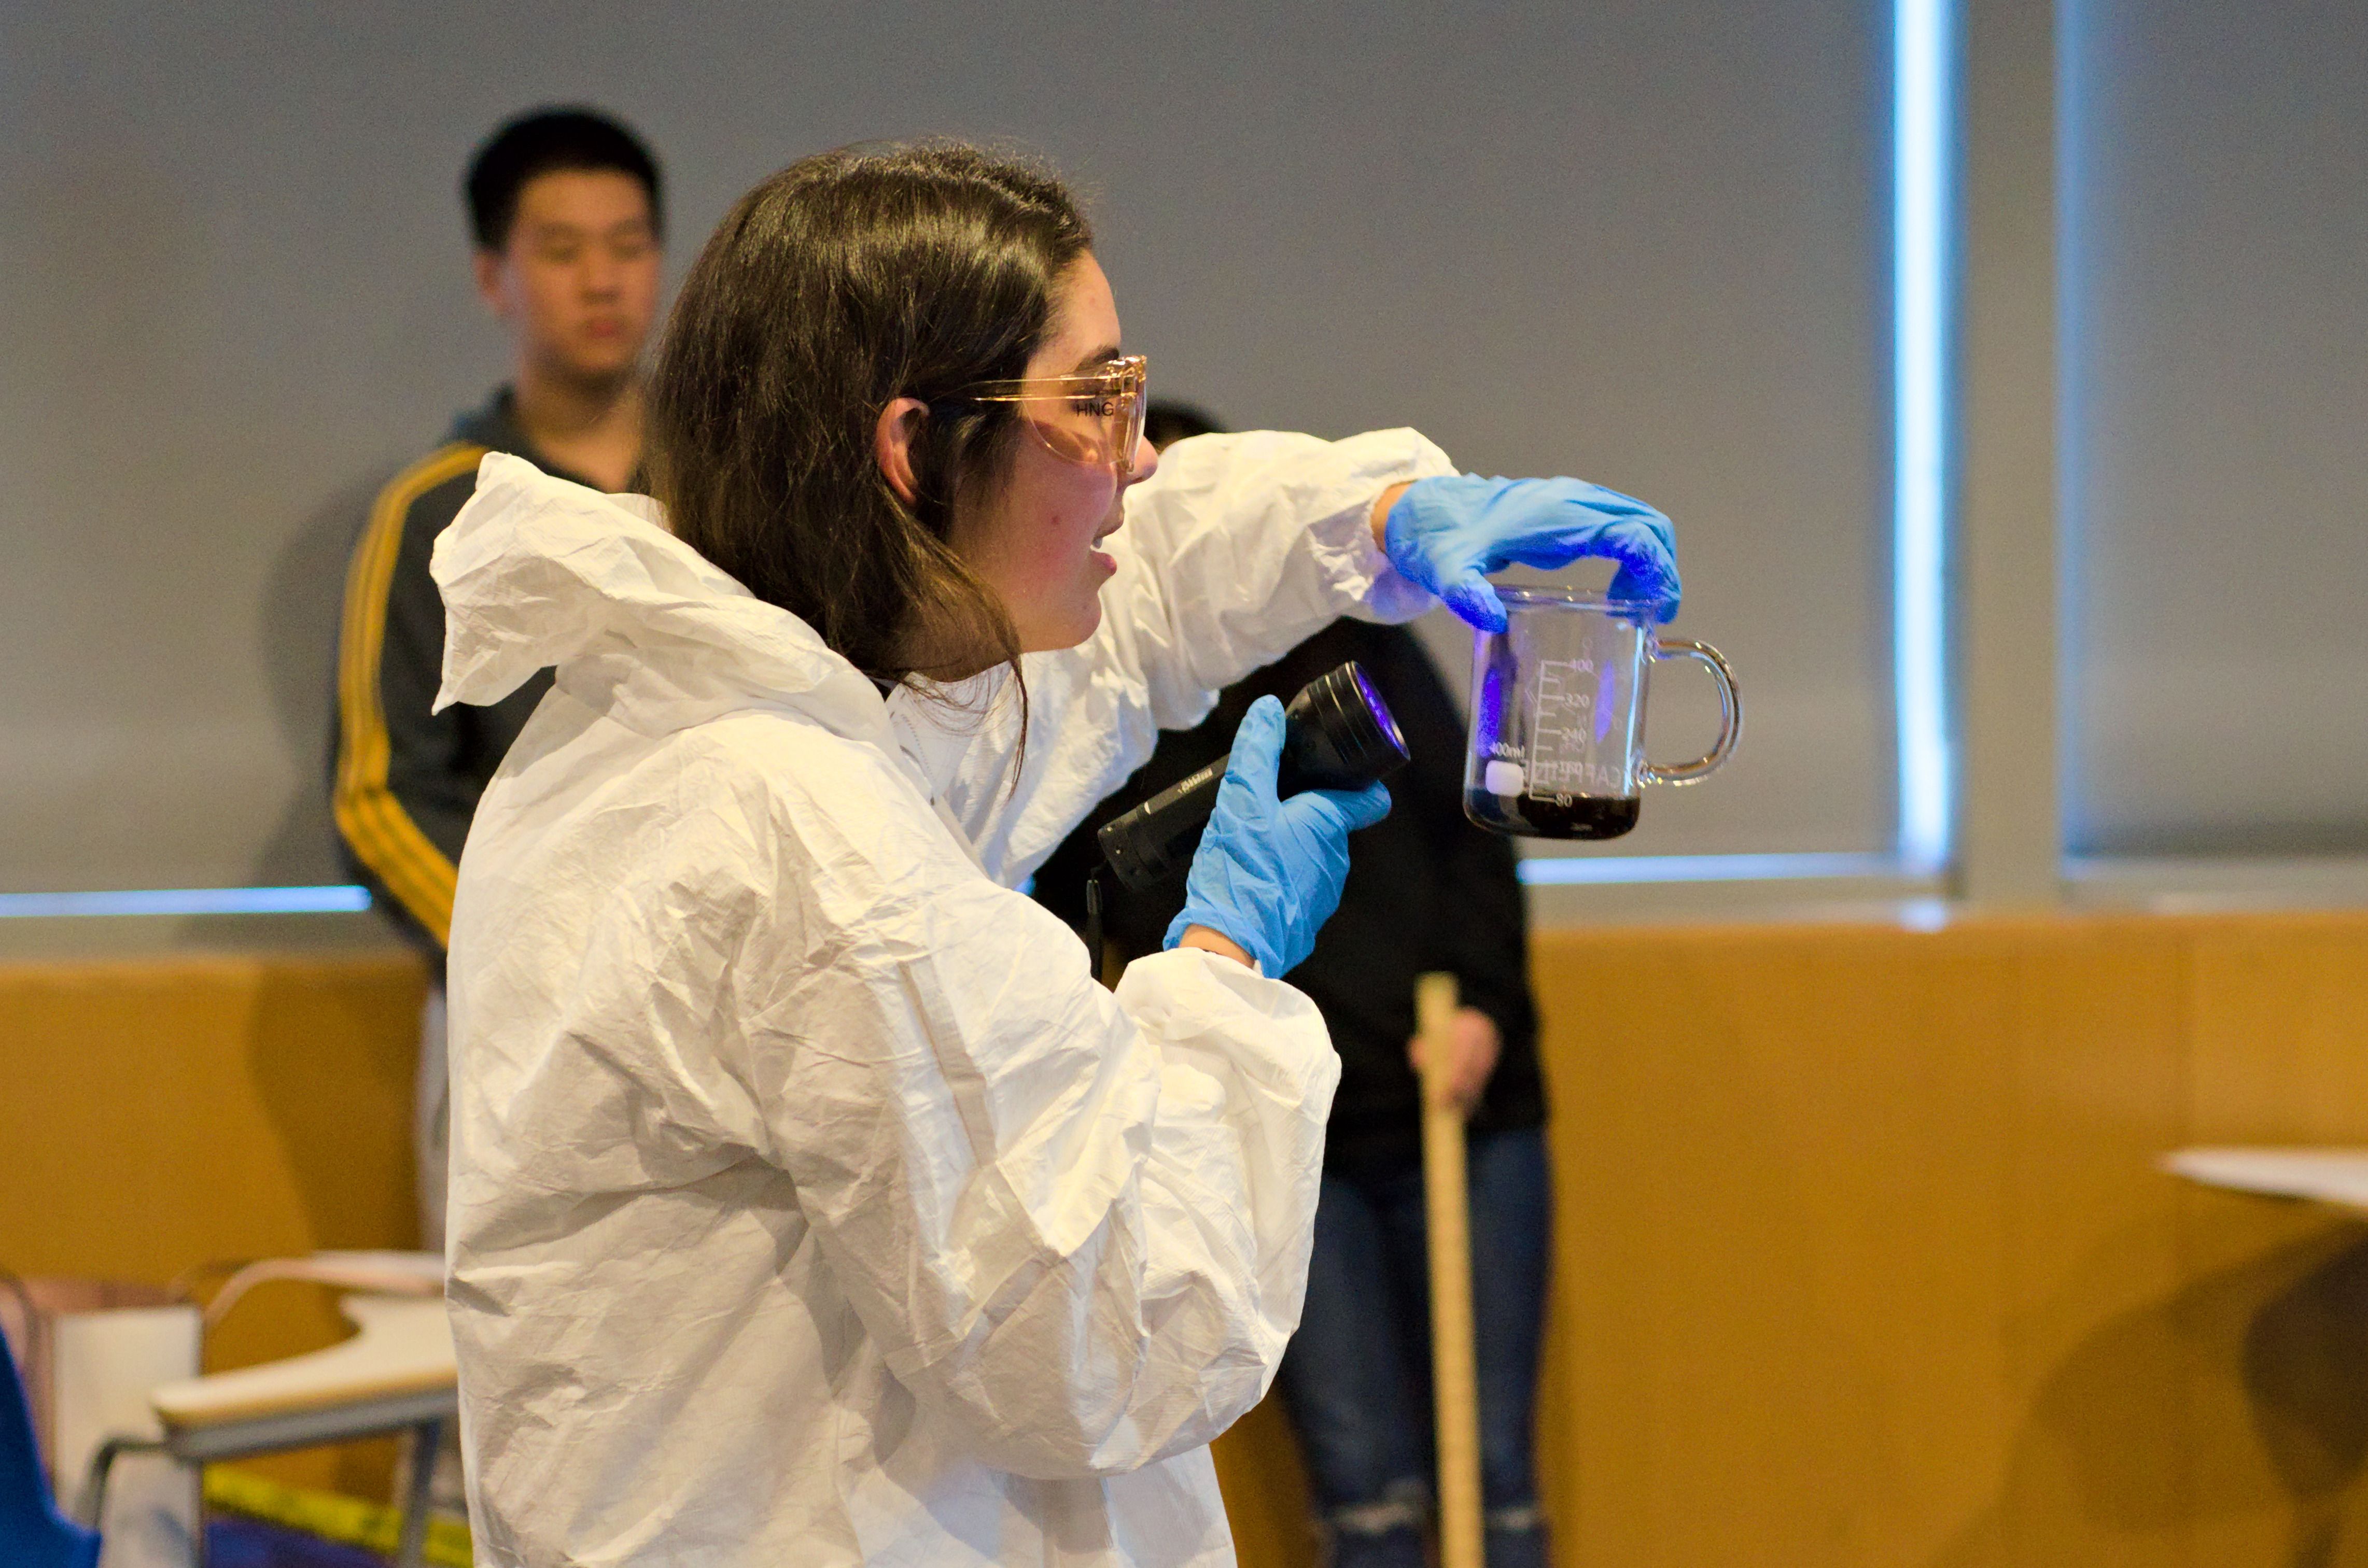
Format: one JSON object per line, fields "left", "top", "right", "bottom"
{"left": 1095, "top": 660, "right": 1411, "bottom": 893}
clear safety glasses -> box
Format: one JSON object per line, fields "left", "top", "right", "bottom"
{"left": 950, "top": 354, "right": 1150, "bottom": 479}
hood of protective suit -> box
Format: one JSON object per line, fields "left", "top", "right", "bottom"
{"left": 431, "top": 451, "right": 894, "bottom": 754}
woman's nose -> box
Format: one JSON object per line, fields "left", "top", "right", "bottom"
{"left": 1127, "top": 433, "right": 1161, "bottom": 483}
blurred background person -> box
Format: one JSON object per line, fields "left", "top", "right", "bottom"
{"left": 330, "top": 104, "right": 664, "bottom": 1251}
{"left": 1033, "top": 401, "right": 1552, "bottom": 1568}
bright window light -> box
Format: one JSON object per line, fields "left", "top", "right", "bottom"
{"left": 1517, "top": 853, "right": 1905, "bottom": 887}
{"left": 1895, "top": 0, "right": 1956, "bottom": 874}
{"left": 0, "top": 885, "right": 372, "bottom": 918}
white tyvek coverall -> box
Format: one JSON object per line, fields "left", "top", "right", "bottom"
{"left": 435, "top": 429, "right": 1452, "bottom": 1567}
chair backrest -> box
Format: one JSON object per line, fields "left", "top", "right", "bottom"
{"left": 0, "top": 1325, "right": 100, "bottom": 1568}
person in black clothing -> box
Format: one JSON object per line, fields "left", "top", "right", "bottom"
{"left": 1033, "top": 404, "right": 1553, "bottom": 1568}
{"left": 331, "top": 106, "right": 663, "bottom": 1247}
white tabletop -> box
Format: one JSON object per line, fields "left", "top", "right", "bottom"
{"left": 151, "top": 1294, "right": 454, "bottom": 1430}
{"left": 2163, "top": 1147, "right": 2368, "bottom": 1212}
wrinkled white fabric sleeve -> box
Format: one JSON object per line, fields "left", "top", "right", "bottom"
{"left": 933, "top": 428, "right": 1453, "bottom": 883}
{"left": 1088, "top": 427, "right": 1450, "bottom": 717}
{"left": 745, "top": 787, "right": 1338, "bottom": 1480}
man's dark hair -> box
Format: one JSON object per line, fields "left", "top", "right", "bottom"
{"left": 465, "top": 107, "right": 663, "bottom": 251}
{"left": 649, "top": 140, "right": 1091, "bottom": 690}
{"left": 1144, "top": 401, "right": 1225, "bottom": 450}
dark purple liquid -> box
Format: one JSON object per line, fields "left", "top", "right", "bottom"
{"left": 1464, "top": 790, "right": 1641, "bottom": 840}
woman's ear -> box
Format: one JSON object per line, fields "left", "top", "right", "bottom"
{"left": 874, "top": 397, "right": 929, "bottom": 504}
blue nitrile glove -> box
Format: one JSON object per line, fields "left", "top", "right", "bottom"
{"left": 1163, "top": 696, "right": 1393, "bottom": 977}
{"left": 1384, "top": 474, "right": 1682, "bottom": 630}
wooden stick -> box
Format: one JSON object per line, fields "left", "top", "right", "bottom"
{"left": 1417, "top": 971, "right": 1485, "bottom": 1568}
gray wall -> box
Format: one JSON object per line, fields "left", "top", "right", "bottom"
{"left": 2063, "top": 0, "right": 2368, "bottom": 855}
{"left": 0, "top": 1, "right": 1888, "bottom": 893}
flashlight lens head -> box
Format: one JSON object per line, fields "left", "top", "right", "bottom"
{"left": 1352, "top": 665, "right": 1406, "bottom": 757}
{"left": 1283, "top": 660, "right": 1411, "bottom": 791}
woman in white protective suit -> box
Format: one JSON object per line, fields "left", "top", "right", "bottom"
{"left": 431, "top": 142, "right": 1679, "bottom": 1567}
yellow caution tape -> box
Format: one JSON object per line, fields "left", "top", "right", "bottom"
{"left": 204, "top": 1466, "right": 472, "bottom": 1567}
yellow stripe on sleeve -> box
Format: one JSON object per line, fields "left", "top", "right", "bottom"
{"left": 332, "top": 443, "right": 487, "bottom": 946}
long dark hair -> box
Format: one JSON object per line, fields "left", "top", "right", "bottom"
{"left": 648, "top": 142, "right": 1092, "bottom": 688}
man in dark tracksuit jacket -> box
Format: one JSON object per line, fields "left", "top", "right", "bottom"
{"left": 332, "top": 392, "right": 561, "bottom": 951}
{"left": 333, "top": 107, "right": 662, "bottom": 1249}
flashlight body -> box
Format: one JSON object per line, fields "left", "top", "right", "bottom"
{"left": 1094, "top": 661, "right": 1409, "bottom": 893}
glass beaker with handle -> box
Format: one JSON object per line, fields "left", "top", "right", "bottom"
{"left": 1464, "top": 587, "right": 1741, "bottom": 839}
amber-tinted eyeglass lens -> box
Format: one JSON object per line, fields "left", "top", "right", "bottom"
{"left": 956, "top": 356, "right": 1149, "bottom": 477}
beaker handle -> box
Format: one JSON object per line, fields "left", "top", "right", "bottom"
{"left": 1642, "top": 638, "right": 1742, "bottom": 785}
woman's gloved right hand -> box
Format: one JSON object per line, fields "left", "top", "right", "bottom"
{"left": 1162, "top": 696, "right": 1392, "bottom": 977}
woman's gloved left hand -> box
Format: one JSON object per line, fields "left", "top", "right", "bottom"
{"left": 1384, "top": 474, "right": 1681, "bottom": 631}
{"left": 1164, "top": 696, "right": 1392, "bottom": 977}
